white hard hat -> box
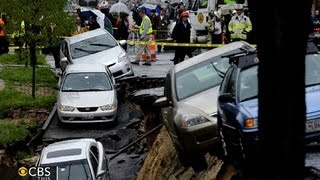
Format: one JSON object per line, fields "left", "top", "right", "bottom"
{"left": 234, "top": 4, "right": 243, "bottom": 10}
{"left": 232, "top": 9, "right": 237, "bottom": 14}
{"left": 214, "top": 10, "right": 222, "bottom": 19}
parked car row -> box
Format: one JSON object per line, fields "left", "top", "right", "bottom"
{"left": 33, "top": 28, "right": 135, "bottom": 179}
{"left": 155, "top": 40, "right": 320, "bottom": 172}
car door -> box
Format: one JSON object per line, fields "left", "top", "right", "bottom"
{"left": 162, "top": 73, "right": 179, "bottom": 142}
{"left": 219, "top": 67, "right": 240, "bottom": 129}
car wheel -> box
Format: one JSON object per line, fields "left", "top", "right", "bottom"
{"left": 214, "top": 115, "right": 229, "bottom": 161}
{"left": 190, "top": 152, "right": 208, "bottom": 172}
{"left": 173, "top": 142, "right": 190, "bottom": 167}
{"left": 229, "top": 130, "right": 248, "bottom": 169}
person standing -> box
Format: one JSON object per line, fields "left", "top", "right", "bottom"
{"left": 72, "top": 16, "right": 88, "bottom": 36}
{"left": 157, "top": 8, "right": 170, "bottom": 52}
{"left": 0, "top": 16, "right": 6, "bottom": 55}
{"left": 89, "top": 15, "right": 101, "bottom": 30}
{"left": 209, "top": 11, "right": 224, "bottom": 44}
{"left": 228, "top": 5, "right": 252, "bottom": 42}
{"left": 116, "top": 13, "right": 130, "bottom": 51}
{"left": 131, "top": 7, "right": 153, "bottom": 66}
{"left": 149, "top": 9, "right": 159, "bottom": 34}
{"left": 172, "top": 11, "right": 191, "bottom": 65}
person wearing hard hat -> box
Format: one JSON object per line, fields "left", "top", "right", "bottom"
{"left": 207, "top": 10, "right": 225, "bottom": 44}
{"left": 228, "top": 4, "right": 252, "bottom": 42}
{"left": 131, "top": 6, "right": 153, "bottom": 66}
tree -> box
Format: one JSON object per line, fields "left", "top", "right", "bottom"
{"left": 0, "top": 0, "right": 73, "bottom": 98}
{"left": 247, "top": 0, "right": 312, "bottom": 179}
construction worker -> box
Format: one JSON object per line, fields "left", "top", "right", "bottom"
{"left": 131, "top": 6, "right": 153, "bottom": 66}
{"left": 207, "top": 10, "right": 225, "bottom": 44}
{"left": 228, "top": 4, "right": 252, "bottom": 42}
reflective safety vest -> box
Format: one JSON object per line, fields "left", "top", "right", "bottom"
{"left": 228, "top": 14, "right": 252, "bottom": 40}
{"left": 0, "top": 18, "right": 5, "bottom": 37}
{"left": 139, "top": 15, "right": 153, "bottom": 35}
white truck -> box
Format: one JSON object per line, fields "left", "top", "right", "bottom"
{"left": 188, "top": 0, "right": 248, "bottom": 43}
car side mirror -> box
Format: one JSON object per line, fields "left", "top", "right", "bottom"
{"left": 54, "top": 84, "right": 60, "bottom": 90}
{"left": 60, "top": 57, "right": 68, "bottom": 71}
{"left": 218, "top": 93, "right": 235, "bottom": 103}
{"left": 119, "top": 40, "right": 127, "bottom": 46}
{"left": 96, "top": 170, "right": 106, "bottom": 178}
{"left": 153, "top": 97, "right": 169, "bottom": 108}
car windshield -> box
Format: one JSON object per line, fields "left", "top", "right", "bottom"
{"left": 70, "top": 34, "right": 117, "bottom": 59}
{"left": 41, "top": 159, "right": 92, "bottom": 180}
{"left": 305, "top": 53, "right": 320, "bottom": 87}
{"left": 62, "top": 72, "right": 112, "bottom": 92}
{"left": 175, "top": 57, "right": 230, "bottom": 101}
{"left": 239, "top": 65, "right": 258, "bottom": 102}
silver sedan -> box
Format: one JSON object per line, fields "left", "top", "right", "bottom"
{"left": 56, "top": 64, "right": 118, "bottom": 124}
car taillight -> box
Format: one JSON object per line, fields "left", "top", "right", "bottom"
{"left": 314, "top": 28, "right": 320, "bottom": 32}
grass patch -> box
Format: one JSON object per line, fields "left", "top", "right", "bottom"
{"left": 0, "top": 88, "right": 56, "bottom": 113}
{"left": 0, "top": 66, "right": 57, "bottom": 114}
{"left": 0, "top": 53, "right": 47, "bottom": 65}
{"left": 0, "top": 119, "right": 37, "bottom": 148}
{"left": 0, "top": 66, "right": 57, "bottom": 86}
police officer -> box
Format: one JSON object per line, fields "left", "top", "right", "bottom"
{"left": 228, "top": 4, "right": 252, "bottom": 42}
{"left": 131, "top": 6, "right": 153, "bottom": 66}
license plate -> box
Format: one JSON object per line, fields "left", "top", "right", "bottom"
{"left": 82, "top": 114, "right": 94, "bottom": 120}
{"left": 306, "top": 119, "right": 320, "bottom": 133}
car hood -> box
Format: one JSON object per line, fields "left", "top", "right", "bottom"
{"left": 306, "top": 85, "right": 320, "bottom": 117}
{"left": 239, "top": 98, "right": 258, "bottom": 118}
{"left": 72, "top": 46, "right": 122, "bottom": 66}
{"left": 59, "top": 91, "right": 115, "bottom": 107}
{"left": 239, "top": 85, "right": 320, "bottom": 119}
{"left": 180, "top": 86, "right": 220, "bottom": 115}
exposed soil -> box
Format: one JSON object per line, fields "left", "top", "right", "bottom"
{"left": 136, "top": 127, "right": 237, "bottom": 180}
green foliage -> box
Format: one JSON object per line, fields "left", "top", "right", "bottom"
{"left": 0, "top": 0, "right": 73, "bottom": 45}
{"left": 0, "top": 54, "right": 46, "bottom": 65}
{"left": 15, "top": 151, "right": 32, "bottom": 160}
{"left": 0, "top": 67, "right": 56, "bottom": 86}
{"left": 0, "top": 120, "right": 30, "bottom": 148}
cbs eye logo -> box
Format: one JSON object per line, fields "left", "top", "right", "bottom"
{"left": 18, "top": 167, "right": 28, "bottom": 176}
{"left": 18, "top": 166, "right": 51, "bottom": 177}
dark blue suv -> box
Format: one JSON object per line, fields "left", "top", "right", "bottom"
{"left": 217, "top": 41, "right": 320, "bottom": 166}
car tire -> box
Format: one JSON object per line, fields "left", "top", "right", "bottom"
{"left": 174, "top": 142, "right": 191, "bottom": 167}
{"left": 190, "top": 152, "right": 208, "bottom": 172}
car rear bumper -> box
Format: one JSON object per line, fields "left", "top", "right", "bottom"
{"left": 178, "top": 122, "right": 219, "bottom": 154}
{"left": 57, "top": 109, "right": 117, "bottom": 123}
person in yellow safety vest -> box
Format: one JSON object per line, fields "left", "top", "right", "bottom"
{"left": 228, "top": 4, "right": 252, "bottom": 42}
{"left": 131, "top": 6, "right": 153, "bottom": 66}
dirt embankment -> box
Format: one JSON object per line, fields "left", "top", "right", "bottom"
{"left": 137, "top": 127, "right": 237, "bottom": 180}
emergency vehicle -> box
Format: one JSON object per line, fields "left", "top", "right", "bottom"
{"left": 189, "top": 0, "right": 248, "bottom": 43}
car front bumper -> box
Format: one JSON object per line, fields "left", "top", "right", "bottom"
{"left": 57, "top": 109, "right": 117, "bottom": 123}
{"left": 178, "top": 122, "right": 219, "bottom": 154}
{"left": 108, "top": 59, "right": 133, "bottom": 78}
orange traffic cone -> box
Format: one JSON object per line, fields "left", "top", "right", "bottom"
{"left": 141, "top": 51, "right": 147, "bottom": 61}
{"left": 149, "top": 35, "right": 157, "bottom": 61}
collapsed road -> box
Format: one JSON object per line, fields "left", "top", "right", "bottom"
{"left": 37, "top": 53, "right": 320, "bottom": 180}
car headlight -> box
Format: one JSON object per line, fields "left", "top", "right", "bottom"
{"left": 118, "top": 53, "right": 128, "bottom": 63}
{"left": 181, "top": 114, "right": 210, "bottom": 127}
{"left": 100, "top": 104, "right": 117, "bottom": 111}
{"left": 59, "top": 105, "right": 75, "bottom": 112}
{"left": 244, "top": 118, "right": 258, "bottom": 128}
